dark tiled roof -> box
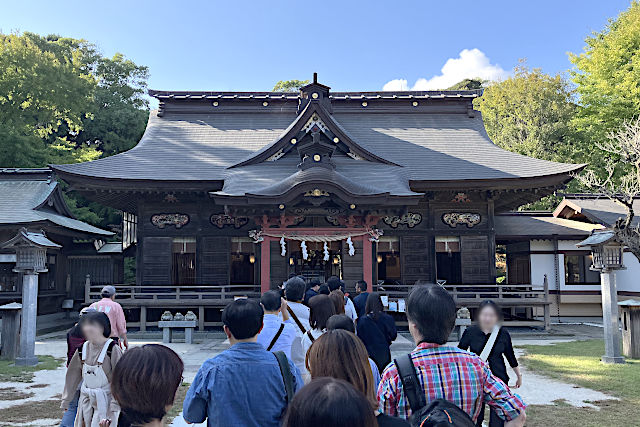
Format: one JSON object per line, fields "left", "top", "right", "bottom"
{"left": 554, "top": 195, "right": 640, "bottom": 227}
{"left": 495, "top": 213, "right": 603, "bottom": 238}
{"left": 0, "top": 170, "right": 113, "bottom": 236}
{"left": 51, "top": 89, "right": 583, "bottom": 198}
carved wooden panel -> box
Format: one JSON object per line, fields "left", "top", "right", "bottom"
{"left": 460, "top": 235, "right": 490, "bottom": 284}
{"left": 401, "top": 235, "right": 432, "bottom": 285}
{"left": 142, "top": 237, "right": 172, "bottom": 285}
{"left": 200, "top": 237, "right": 230, "bottom": 285}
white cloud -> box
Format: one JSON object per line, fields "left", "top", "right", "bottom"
{"left": 383, "top": 48, "right": 508, "bottom": 91}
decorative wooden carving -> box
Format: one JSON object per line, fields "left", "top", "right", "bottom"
{"left": 210, "top": 214, "right": 249, "bottom": 229}
{"left": 383, "top": 213, "right": 422, "bottom": 228}
{"left": 442, "top": 212, "right": 481, "bottom": 228}
{"left": 151, "top": 214, "right": 189, "bottom": 229}
{"left": 451, "top": 192, "right": 471, "bottom": 203}
{"left": 164, "top": 194, "right": 178, "bottom": 203}
{"left": 304, "top": 189, "right": 330, "bottom": 197}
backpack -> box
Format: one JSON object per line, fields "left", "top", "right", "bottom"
{"left": 395, "top": 354, "right": 475, "bottom": 427}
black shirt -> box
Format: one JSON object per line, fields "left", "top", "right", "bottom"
{"left": 377, "top": 413, "right": 410, "bottom": 426}
{"left": 458, "top": 325, "right": 518, "bottom": 383}
{"left": 353, "top": 292, "right": 369, "bottom": 317}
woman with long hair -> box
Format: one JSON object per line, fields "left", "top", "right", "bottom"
{"left": 356, "top": 292, "right": 397, "bottom": 372}
{"left": 305, "top": 329, "right": 408, "bottom": 426}
{"left": 328, "top": 289, "right": 346, "bottom": 315}
{"left": 458, "top": 300, "right": 522, "bottom": 427}
{"left": 300, "top": 294, "right": 336, "bottom": 357}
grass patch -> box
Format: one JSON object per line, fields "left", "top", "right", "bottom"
{"left": 0, "top": 355, "right": 63, "bottom": 383}
{"left": 520, "top": 339, "right": 640, "bottom": 427}
{"left": 166, "top": 382, "right": 190, "bottom": 423}
{"left": 0, "top": 397, "right": 61, "bottom": 423}
{"left": 0, "top": 387, "right": 34, "bottom": 400}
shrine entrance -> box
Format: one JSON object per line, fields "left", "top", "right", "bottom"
{"left": 255, "top": 227, "right": 375, "bottom": 293}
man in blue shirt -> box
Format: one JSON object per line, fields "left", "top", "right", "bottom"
{"left": 352, "top": 279, "right": 369, "bottom": 318}
{"left": 303, "top": 278, "right": 321, "bottom": 305}
{"left": 182, "top": 298, "right": 303, "bottom": 427}
{"left": 256, "top": 290, "right": 297, "bottom": 358}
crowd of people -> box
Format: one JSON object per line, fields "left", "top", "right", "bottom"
{"left": 60, "top": 277, "right": 526, "bottom": 427}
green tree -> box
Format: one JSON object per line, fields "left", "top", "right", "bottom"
{"left": 474, "top": 64, "right": 579, "bottom": 163}
{"left": 570, "top": 1, "right": 640, "bottom": 145}
{"left": 272, "top": 79, "right": 309, "bottom": 92}
{"left": 447, "top": 78, "right": 486, "bottom": 90}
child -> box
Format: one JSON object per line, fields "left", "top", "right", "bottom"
{"left": 61, "top": 311, "right": 123, "bottom": 427}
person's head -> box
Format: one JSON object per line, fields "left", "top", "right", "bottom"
{"left": 364, "top": 292, "right": 384, "bottom": 317}
{"left": 79, "top": 306, "right": 96, "bottom": 317}
{"left": 101, "top": 285, "right": 116, "bottom": 300}
{"left": 309, "top": 278, "right": 321, "bottom": 291}
{"left": 305, "top": 329, "right": 376, "bottom": 406}
{"left": 328, "top": 290, "right": 346, "bottom": 315}
{"left": 261, "top": 290, "right": 282, "bottom": 314}
{"left": 318, "top": 284, "right": 330, "bottom": 295}
{"left": 282, "top": 378, "right": 376, "bottom": 427}
{"left": 308, "top": 294, "right": 336, "bottom": 330}
{"left": 326, "top": 276, "right": 342, "bottom": 292}
{"left": 284, "top": 276, "right": 306, "bottom": 302}
{"left": 326, "top": 314, "right": 355, "bottom": 333}
{"left": 221, "top": 298, "right": 263, "bottom": 342}
{"left": 79, "top": 311, "right": 111, "bottom": 341}
{"left": 407, "top": 283, "right": 456, "bottom": 344}
{"left": 355, "top": 280, "right": 368, "bottom": 294}
{"left": 111, "top": 344, "right": 183, "bottom": 425}
{"left": 477, "top": 300, "right": 502, "bottom": 330}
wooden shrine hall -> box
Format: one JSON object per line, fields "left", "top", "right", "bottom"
{"left": 52, "top": 75, "right": 583, "bottom": 329}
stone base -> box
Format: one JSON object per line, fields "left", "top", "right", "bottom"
{"left": 601, "top": 355, "right": 625, "bottom": 364}
{"left": 14, "top": 356, "right": 39, "bottom": 366}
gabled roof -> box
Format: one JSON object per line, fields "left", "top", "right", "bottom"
{"left": 553, "top": 194, "right": 640, "bottom": 227}
{"left": 50, "top": 81, "right": 584, "bottom": 210}
{"left": 0, "top": 169, "right": 113, "bottom": 237}
{"left": 495, "top": 212, "right": 604, "bottom": 239}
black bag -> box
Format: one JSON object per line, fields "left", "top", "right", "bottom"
{"left": 273, "top": 350, "right": 295, "bottom": 405}
{"left": 395, "top": 354, "right": 475, "bottom": 427}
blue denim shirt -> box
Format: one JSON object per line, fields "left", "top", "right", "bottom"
{"left": 182, "top": 342, "right": 303, "bottom": 427}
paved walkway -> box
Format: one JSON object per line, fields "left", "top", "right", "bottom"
{"left": 0, "top": 325, "right": 617, "bottom": 426}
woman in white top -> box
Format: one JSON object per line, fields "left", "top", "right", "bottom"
{"left": 301, "top": 294, "right": 336, "bottom": 357}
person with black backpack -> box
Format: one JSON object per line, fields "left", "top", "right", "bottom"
{"left": 377, "top": 283, "right": 526, "bottom": 427}
{"left": 182, "top": 299, "right": 302, "bottom": 427}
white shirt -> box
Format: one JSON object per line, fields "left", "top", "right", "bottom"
{"left": 345, "top": 297, "right": 358, "bottom": 322}
{"left": 256, "top": 314, "right": 297, "bottom": 358}
{"left": 284, "top": 301, "right": 311, "bottom": 378}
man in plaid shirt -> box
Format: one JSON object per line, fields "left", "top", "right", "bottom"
{"left": 377, "top": 284, "right": 526, "bottom": 426}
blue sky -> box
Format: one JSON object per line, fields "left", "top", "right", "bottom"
{"left": 0, "top": 0, "right": 632, "bottom": 92}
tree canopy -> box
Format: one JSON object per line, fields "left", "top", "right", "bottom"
{"left": 272, "top": 79, "right": 309, "bottom": 92}
{"left": 570, "top": 1, "right": 640, "bottom": 145}
{"left": 474, "top": 64, "right": 579, "bottom": 163}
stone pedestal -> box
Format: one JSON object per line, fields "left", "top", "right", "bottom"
{"left": 15, "top": 273, "right": 39, "bottom": 366}
{"left": 600, "top": 269, "right": 625, "bottom": 364}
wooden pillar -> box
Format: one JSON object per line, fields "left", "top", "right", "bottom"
{"left": 362, "top": 238, "right": 373, "bottom": 292}
{"left": 260, "top": 237, "right": 271, "bottom": 293}
{"left": 198, "top": 306, "right": 205, "bottom": 331}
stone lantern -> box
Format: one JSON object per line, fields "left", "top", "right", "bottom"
{"left": 1, "top": 228, "right": 61, "bottom": 365}
{"left": 577, "top": 230, "right": 625, "bottom": 364}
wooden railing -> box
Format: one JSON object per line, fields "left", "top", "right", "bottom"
{"left": 374, "top": 276, "right": 551, "bottom": 329}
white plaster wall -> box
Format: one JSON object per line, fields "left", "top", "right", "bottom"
{"left": 614, "top": 254, "right": 640, "bottom": 293}
{"left": 530, "top": 253, "right": 559, "bottom": 290}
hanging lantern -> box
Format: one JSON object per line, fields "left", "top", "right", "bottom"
{"left": 377, "top": 254, "right": 383, "bottom": 263}
{"left": 249, "top": 254, "right": 256, "bottom": 264}
{"left": 333, "top": 255, "right": 340, "bottom": 265}
{"left": 289, "top": 257, "right": 294, "bottom": 265}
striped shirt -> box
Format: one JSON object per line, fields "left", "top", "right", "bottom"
{"left": 377, "top": 342, "right": 526, "bottom": 422}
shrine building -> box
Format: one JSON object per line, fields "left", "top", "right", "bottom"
{"left": 51, "top": 76, "right": 584, "bottom": 329}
